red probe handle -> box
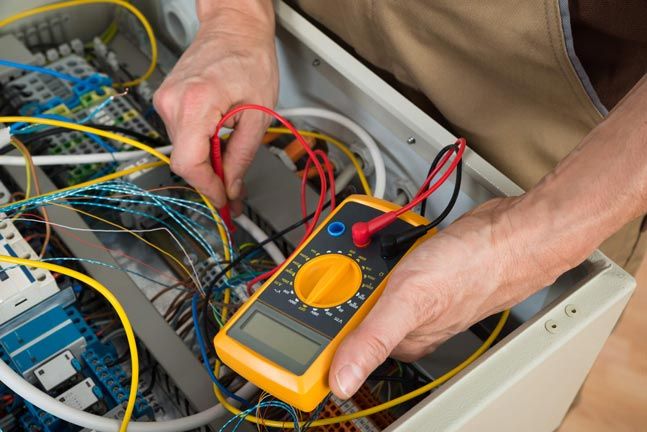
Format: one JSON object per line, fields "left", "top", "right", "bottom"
{"left": 209, "top": 133, "right": 235, "bottom": 232}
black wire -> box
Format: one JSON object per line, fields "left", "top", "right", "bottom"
{"left": 302, "top": 393, "right": 332, "bottom": 431}
{"left": 420, "top": 144, "right": 459, "bottom": 218}
{"left": 425, "top": 158, "right": 462, "bottom": 230}
{"left": 141, "top": 363, "right": 158, "bottom": 395}
{"left": 380, "top": 145, "right": 462, "bottom": 258}
{"left": 366, "top": 375, "right": 410, "bottom": 383}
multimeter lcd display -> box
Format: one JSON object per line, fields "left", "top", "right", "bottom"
{"left": 228, "top": 302, "right": 331, "bottom": 375}
{"left": 241, "top": 310, "right": 319, "bottom": 365}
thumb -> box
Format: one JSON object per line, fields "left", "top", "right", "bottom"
{"left": 329, "top": 287, "right": 418, "bottom": 399}
{"left": 222, "top": 110, "right": 270, "bottom": 200}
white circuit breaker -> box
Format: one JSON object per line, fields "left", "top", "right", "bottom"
{"left": 0, "top": 206, "right": 59, "bottom": 325}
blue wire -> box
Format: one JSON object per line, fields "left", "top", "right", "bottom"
{"left": 0, "top": 59, "right": 84, "bottom": 84}
{"left": 191, "top": 293, "right": 250, "bottom": 406}
{"left": 85, "top": 132, "right": 117, "bottom": 154}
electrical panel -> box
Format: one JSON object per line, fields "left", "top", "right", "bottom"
{"left": 0, "top": 2, "right": 634, "bottom": 432}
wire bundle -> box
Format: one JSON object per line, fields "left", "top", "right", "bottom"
{"left": 351, "top": 138, "right": 466, "bottom": 249}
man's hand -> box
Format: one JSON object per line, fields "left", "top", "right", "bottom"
{"left": 329, "top": 196, "right": 565, "bottom": 398}
{"left": 328, "top": 74, "right": 647, "bottom": 400}
{"left": 154, "top": 1, "right": 277, "bottom": 209}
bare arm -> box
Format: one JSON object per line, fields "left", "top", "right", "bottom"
{"left": 329, "top": 75, "right": 647, "bottom": 398}
{"left": 154, "top": 0, "right": 277, "bottom": 208}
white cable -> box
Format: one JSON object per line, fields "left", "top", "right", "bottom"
{"left": 334, "top": 164, "right": 357, "bottom": 193}
{"left": 0, "top": 127, "right": 10, "bottom": 148}
{"left": 234, "top": 213, "right": 285, "bottom": 265}
{"left": 0, "top": 109, "right": 387, "bottom": 199}
{"left": 277, "top": 107, "right": 386, "bottom": 198}
{"left": 0, "top": 145, "right": 173, "bottom": 166}
{"left": 0, "top": 357, "right": 257, "bottom": 431}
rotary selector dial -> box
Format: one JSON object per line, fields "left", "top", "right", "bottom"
{"left": 293, "top": 254, "right": 363, "bottom": 308}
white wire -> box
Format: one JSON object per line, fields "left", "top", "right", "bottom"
{"left": 334, "top": 164, "right": 357, "bottom": 193}
{"left": 0, "top": 357, "right": 257, "bottom": 431}
{"left": 2, "top": 108, "right": 386, "bottom": 198}
{"left": 277, "top": 107, "right": 387, "bottom": 198}
{"left": 234, "top": 214, "right": 285, "bottom": 265}
{"left": 0, "top": 145, "right": 173, "bottom": 166}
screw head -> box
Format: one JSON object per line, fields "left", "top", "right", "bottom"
{"left": 545, "top": 319, "right": 559, "bottom": 334}
{"left": 565, "top": 304, "right": 578, "bottom": 317}
{"left": 407, "top": 136, "right": 416, "bottom": 145}
{"left": 312, "top": 58, "right": 321, "bottom": 67}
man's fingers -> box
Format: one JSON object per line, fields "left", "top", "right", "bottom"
{"left": 328, "top": 287, "right": 419, "bottom": 399}
{"left": 169, "top": 110, "right": 225, "bottom": 206}
{"left": 170, "top": 148, "right": 227, "bottom": 207}
{"left": 222, "top": 110, "right": 269, "bottom": 200}
{"left": 154, "top": 79, "right": 232, "bottom": 207}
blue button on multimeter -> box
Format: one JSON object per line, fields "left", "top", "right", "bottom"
{"left": 326, "top": 221, "right": 346, "bottom": 237}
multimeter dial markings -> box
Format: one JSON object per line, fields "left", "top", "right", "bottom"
{"left": 256, "top": 202, "right": 417, "bottom": 339}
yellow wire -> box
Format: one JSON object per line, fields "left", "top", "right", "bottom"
{"left": 266, "top": 128, "right": 372, "bottom": 196}
{"left": 0, "top": 0, "right": 157, "bottom": 88}
{"left": 9, "top": 140, "right": 32, "bottom": 220}
{"left": 51, "top": 203, "right": 196, "bottom": 284}
{"left": 0, "top": 117, "right": 231, "bottom": 272}
{"left": 102, "top": 19, "right": 119, "bottom": 45}
{"left": 221, "top": 288, "right": 232, "bottom": 324}
{"left": 0, "top": 256, "right": 138, "bottom": 432}
{"left": 85, "top": 18, "right": 118, "bottom": 49}
{"left": 214, "top": 309, "right": 510, "bottom": 428}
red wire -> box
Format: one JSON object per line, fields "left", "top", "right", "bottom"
{"left": 397, "top": 138, "right": 466, "bottom": 216}
{"left": 301, "top": 150, "right": 336, "bottom": 234}
{"left": 414, "top": 150, "right": 454, "bottom": 199}
{"left": 300, "top": 159, "right": 315, "bottom": 233}
{"left": 246, "top": 268, "right": 277, "bottom": 295}
{"left": 210, "top": 104, "right": 329, "bottom": 233}
{"left": 351, "top": 138, "right": 466, "bottom": 247}
{"left": 314, "top": 149, "right": 336, "bottom": 211}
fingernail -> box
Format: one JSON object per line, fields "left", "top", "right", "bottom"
{"left": 335, "top": 364, "right": 362, "bottom": 399}
{"left": 229, "top": 179, "right": 243, "bottom": 199}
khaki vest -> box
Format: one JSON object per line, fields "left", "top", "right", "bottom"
{"left": 297, "top": 0, "right": 646, "bottom": 274}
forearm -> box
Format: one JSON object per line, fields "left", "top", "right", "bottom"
{"left": 197, "top": 0, "right": 274, "bottom": 29}
{"left": 506, "top": 75, "right": 647, "bottom": 287}
{"left": 327, "top": 75, "right": 647, "bottom": 398}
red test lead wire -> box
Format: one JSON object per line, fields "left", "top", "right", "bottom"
{"left": 209, "top": 127, "right": 234, "bottom": 231}
{"left": 351, "top": 138, "right": 467, "bottom": 248}
{"left": 210, "top": 104, "right": 330, "bottom": 233}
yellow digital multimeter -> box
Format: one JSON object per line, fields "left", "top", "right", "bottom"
{"left": 214, "top": 195, "right": 432, "bottom": 411}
